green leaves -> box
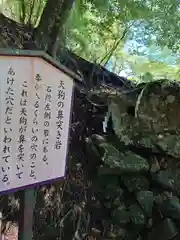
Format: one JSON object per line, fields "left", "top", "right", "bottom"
{"left": 141, "top": 72, "right": 153, "bottom": 82}
{"left": 1, "top": 0, "right": 47, "bottom": 26}
{"left": 1, "top": 0, "right": 179, "bottom": 81}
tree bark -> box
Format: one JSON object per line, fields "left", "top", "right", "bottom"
{"left": 34, "top": 0, "right": 75, "bottom": 56}
{"left": 0, "top": 13, "right": 34, "bottom": 49}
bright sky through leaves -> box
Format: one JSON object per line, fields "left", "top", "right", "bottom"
{"left": 0, "top": 0, "right": 179, "bottom": 82}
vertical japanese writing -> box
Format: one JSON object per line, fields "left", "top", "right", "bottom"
{"left": 0, "top": 58, "right": 74, "bottom": 193}
{"left": 42, "top": 84, "right": 52, "bottom": 165}
{"left": 1, "top": 67, "right": 15, "bottom": 185}
{"left": 29, "top": 73, "right": 41, "bottom": 179}
{"left": 16, "top": 77, "right": 28, "bottom": 179}
{"left": 55, "top": 80, "right": 65, "bottom": 151}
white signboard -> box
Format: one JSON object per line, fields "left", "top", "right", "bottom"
{"left": 0, "top": 55, "right": 74, "bottom": 192}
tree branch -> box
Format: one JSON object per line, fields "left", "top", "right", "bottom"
{"left": 99, "top": 27, "right": 129, "bottom": 66}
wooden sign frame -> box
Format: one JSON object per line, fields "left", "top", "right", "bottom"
{"left": 0, "top": 49, "right": 82, "bottom": 240}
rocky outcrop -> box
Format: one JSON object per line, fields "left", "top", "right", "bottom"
{"left": 86, "top": 79, "right": 180, "bottom": 239}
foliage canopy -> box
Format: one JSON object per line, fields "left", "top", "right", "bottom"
{"left": 0, "top": 0, "right": 179, "bottom": 81}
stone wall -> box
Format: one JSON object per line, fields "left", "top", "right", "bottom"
{"left": 86, "top": 79, "right": 180, "bottom": 239}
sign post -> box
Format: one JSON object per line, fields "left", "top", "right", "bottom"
{"left": 18, "top": 188, "right": 36, "bottom": 240}
{"left": 0, "top": 49, "right": 77, "bottom": 239}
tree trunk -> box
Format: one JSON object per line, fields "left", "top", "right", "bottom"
{"left": 34, "top": 0, "right": 75, "bottom": 56}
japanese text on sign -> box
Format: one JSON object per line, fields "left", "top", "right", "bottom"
{"left": 0, "top": 56, "right": 73, "bottom": 192}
